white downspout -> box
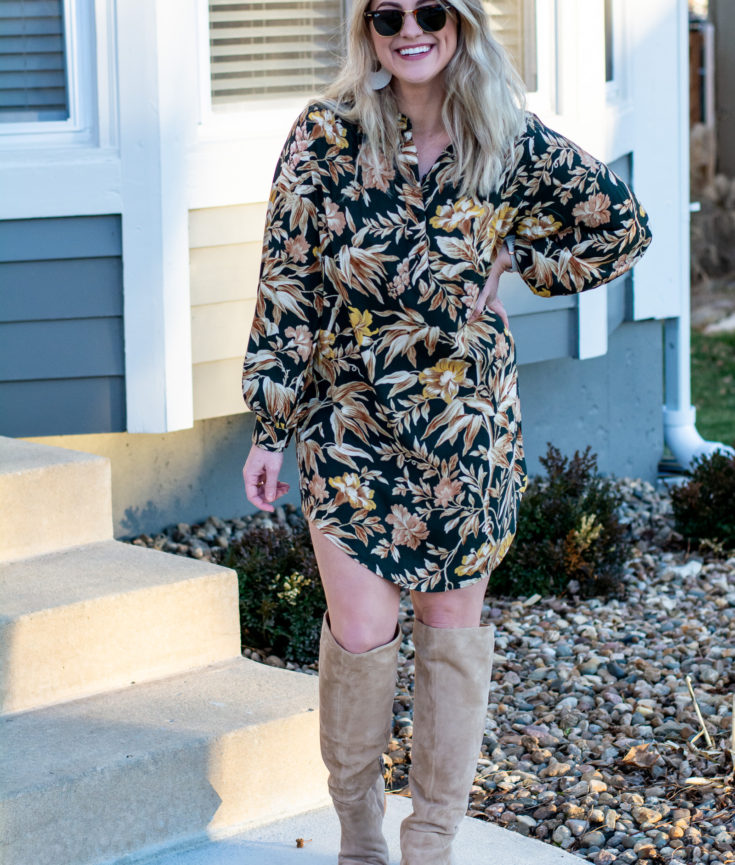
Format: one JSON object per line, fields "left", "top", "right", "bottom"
{"left": 661, "top": 0, "right": 734, "bottom": 471}
{"left": 663, "top": 317, "right": 735, "bottom": 470}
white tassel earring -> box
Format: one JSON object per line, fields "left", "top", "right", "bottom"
{"left": 369, "top": 66, "right": 392, "bottom": 90}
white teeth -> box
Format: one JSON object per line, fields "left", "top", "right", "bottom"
{"left": 399, "top": 45, "right": 431, "bottom": 56}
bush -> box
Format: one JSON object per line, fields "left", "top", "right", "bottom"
{"left": 490, "top": 444, "right": 625, "bottom": 598}
{"left": 226, "top": 516, "right": 325, "bottom": 664}
{"left": 670, "top": 451, "right": 735, "bottom": 549}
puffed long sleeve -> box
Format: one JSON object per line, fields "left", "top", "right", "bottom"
{"left": 242, "top": 109, "right": 326, "bottom": 452}
{"left": 504, "top": 114, "right": 652, "bottom": 297}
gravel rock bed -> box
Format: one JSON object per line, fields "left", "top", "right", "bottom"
{"left": 130, "top": 478, "right": 735, "bottom": 864}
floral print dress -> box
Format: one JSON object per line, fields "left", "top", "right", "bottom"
{"left": 242, "top": 103, "right": 652, "bottom": 592}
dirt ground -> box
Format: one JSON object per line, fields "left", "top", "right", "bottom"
{"left": 689, "top": 126, "right": 735, "bottom": 328}
{"left": 691, "top": 273, "right": 735, "bottom": 330}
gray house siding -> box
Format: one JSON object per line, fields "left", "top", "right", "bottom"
{"left": 0, "top": 215, "right": 125, "bottom": 437}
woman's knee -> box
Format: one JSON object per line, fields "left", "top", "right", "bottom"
{"left": 309, "top": 522, "right": 400, "bottom": 652}
{"left": 327, "top": 601, "right": 400, "bottom": 654}
{"left": 413, "top": 602, "right": 474, "bottom": 629}
{"left": 411, "top": 577, "right": 489, "bottom": 629}
{"left": 329, "top": 616, "right": 398, "bottom": 654}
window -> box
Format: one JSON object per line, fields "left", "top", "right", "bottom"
{"left": 485, "top": 0, "right": 538, "bottom": 92}
{"left": 208, "top": 0, "right": 343, "bottom": 109}
{"left": 204, "top": 0, "right": 539, "bottom": 112}
{"left": 0, "top": 0, "right": 69, "bottom": 123}
{"left": 604, "top": 0, "right": 627, "bottom": 101}
{"left": 604, "top": 0, "right": 614, "bottom": 82}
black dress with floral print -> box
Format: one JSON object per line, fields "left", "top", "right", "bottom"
{"left": 242, "top": 103, "right": 652, "bottom": 592}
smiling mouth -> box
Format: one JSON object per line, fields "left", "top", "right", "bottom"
{"left": 398, "top": 45, "right": 433, "bottom": 57}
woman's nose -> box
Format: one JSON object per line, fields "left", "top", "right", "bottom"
{"left": 399, "top": 9, "right": 424, "bottom": 37}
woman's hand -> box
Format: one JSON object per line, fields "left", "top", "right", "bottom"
{"left": 243, "top": 444, "right": 290, "bottom": 512}
{"left": 468, "top": 245, "right": 513, "bottom": 329}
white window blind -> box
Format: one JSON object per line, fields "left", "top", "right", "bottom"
{"left": 0, "top": 0, "right": 69, "bottom": 123}
{"left": 208, "top": 0, "right": 343, "bottom": 108}
{"left": 485, "top": 0, "right": 537, "bottom": 92}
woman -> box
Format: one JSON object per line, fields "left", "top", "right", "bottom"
{"left": 242, "top": 1, "right": 652, "bottom": 862}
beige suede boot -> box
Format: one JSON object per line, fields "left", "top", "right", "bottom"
{"left": 319, "top": 613, "right": 401, "bottom": 865}
{"left": 400, "top": 619, "right": 495, "bottom": 865}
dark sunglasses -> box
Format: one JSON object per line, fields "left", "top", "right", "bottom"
{"left": 364, "top": 3, "right": 452, "bottom": 37}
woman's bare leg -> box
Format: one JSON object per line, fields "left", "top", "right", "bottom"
{"left": 410, "top": 575, "right": 490, "bottom": 628}
{"left": 309, "top": 523, "right": 401, "bottom": 652}
{"left": 309, "top": 523, "right": 402, "bottom": 865}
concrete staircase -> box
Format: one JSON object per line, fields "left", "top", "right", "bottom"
{"left": 0, "top": 436, "right": 329, "bottom": 865}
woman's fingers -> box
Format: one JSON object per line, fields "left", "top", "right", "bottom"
{"left": 495, "top": 244, "right": 513, "bottom": 273}
{"left": 487, "top": 296, "right": 510, "bottom": 330}
{"left": 243, "top": 464, "right": 269, "bottom": 510}
{"left": 469, "top": 247, "right": 514, "bottom": 322}
{"left": 469, "top": 273, "right": 500, "bottom": 323}
{"left": 468, "top": 251, "right": 515, "bottom": 325}
{"left": 243, "top": 446, "right": 286, "bottom": 512}
{"left": 245, "top": 472, "right": 277, "bottom": 511}
{"left": 468, "top": 290, "right": 509, "bottom": 329}
{"left": 248, "top": 483, "right": 289, "bottom": 512}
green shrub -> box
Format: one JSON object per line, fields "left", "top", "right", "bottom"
{"left": 670, "top": 451, "right": 735, "bottom": 549}
{"left": 226, "top": 517, "right": 325, "bottom": 664}
{"left": 490, "top": 444, "right": 625, "bottom": 598}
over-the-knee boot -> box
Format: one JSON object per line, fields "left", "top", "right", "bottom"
{"left": 400, "top": 620, "right": 495, "bottom": 865}
{"left": 319, "top": 613, "right": 401, "bottom": 865}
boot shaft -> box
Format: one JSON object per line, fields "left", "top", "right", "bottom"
{"left": 400, "top": 620, "right": 495, "bottom": 865}
{"left": 318, "top": 614, "right": 401, "bottom": 865}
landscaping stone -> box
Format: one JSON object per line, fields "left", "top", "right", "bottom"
{"left": 129, "top": 479, "right": 735, "bottom": 864}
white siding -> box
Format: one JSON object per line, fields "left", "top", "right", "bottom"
{"left": 189, "top": 203, "right": 266, "bottom": 421}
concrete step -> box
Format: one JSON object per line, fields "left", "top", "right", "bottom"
{"left": 1, "top": 657, "right": 329, "bottom": 865}
{"left": 129, "top": 794, "right": 583, "bottom": 865}
{"left": 0, "top": 436, "right": 113, "bottom": 563}
{"left": 0, "top": 541, "right": 241, "bottom": 715}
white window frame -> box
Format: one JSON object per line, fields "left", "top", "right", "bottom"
{"left": 526, "top": 0, "right": 558, "bottom": 115}
{"left": 605, "top": 0, "right": 629, "bottom": 105}
{"left": 0, "top": 0, "right": 120, "bottom": 220}
{"left": 0, "top": 0, "right": 101, "bottom": 148}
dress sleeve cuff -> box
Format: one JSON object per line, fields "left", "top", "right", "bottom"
{"left": 512, "top": 236, "right": 532, "bottom": 271}
{"left": 251, "top": 414, "right": 291, "bottom": 453}
{"left": 505, "top": 235, "right": 520, "bottom": 272}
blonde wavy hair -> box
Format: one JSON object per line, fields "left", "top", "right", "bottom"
{"left": 320, "top": 0, "right": 527, "bottom": 198}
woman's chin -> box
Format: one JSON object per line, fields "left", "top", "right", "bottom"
{"left": 389, "top": 68, "right": 445, "bottom": 91}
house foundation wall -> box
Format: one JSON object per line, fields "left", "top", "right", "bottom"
{"left": 518, "top": 320, "right": 664, "bottom": 481}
